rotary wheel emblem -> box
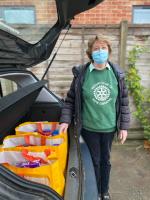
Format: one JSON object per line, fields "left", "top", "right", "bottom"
{"left": 93, "top": 84, "right": 110, "bottom": 102}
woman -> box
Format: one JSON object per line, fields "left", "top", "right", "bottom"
{"left": 59, "top": 35, "right": 130, "bottom": 200}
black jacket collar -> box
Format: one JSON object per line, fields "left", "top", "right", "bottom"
{"left": 72, "top": 61, "right": 125, "bottom": 79}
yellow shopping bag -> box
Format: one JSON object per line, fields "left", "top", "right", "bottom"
{"left": 15, "top": 122, "right": 63, "bottom": 136}
{"left": 0, "top": 147, "right": 65, "bottom": 196}
{"left": 2, "top": 132, "right": 68, "bottom": 173}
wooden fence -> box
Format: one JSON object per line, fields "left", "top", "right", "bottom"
{"left": 1, "top": 22, "right": 150, "bottom": 139}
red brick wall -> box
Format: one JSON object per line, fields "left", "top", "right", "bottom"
{"left": 73, "top": 0, "right": 150, "bottom": 24}
{"left": 0, "top": 0, "right": 150, "bottom": 25}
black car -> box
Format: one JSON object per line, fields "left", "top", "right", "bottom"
{"left": 0, "top": 1, "right": 104, "bottom": 199}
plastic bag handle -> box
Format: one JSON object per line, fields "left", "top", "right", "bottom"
{"left": 36, "top": 122, "right": 57, "bottom": 136}
{"left": 25, "top": 134, "right": 46, "bottom": 146}
{"left": 51, "top": 122, "right": 57, "bottom": 133}
{"left": 24, "top": 135, "right": 31, "bottom": 145}
{"left": 22, "top": 149, "right": 49, "bottom": 164}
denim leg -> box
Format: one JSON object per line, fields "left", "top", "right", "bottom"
{"left": 81, "top": 128, "right": 101, "bottom": 193}
{"left": 100, "top": 132, "right": 115, "bottom": 194}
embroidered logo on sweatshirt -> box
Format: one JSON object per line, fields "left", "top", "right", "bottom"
{"left": 92, "top": 82, "right": 112, "bottom": 105}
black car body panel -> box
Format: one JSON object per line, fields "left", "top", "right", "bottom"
{"left": 0, "top": 24, "right": 60, "bottom": 68}
{"left": 0, "top": 80, "right": 46, "bottom": 140}
{"left": 0, "top": 0, "right": 104, "bottom": 69}
{"left": 0, "top": 70, "right": 83, "bottom": 200}
{"left": 57, "top": 0, "right": 104, "bottom": 26}
{"left": 0, "top": 0, "right": 105, "bottom": 199}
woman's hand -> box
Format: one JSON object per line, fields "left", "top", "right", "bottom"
{"left": 118, "top": 130, "right": 128, "bottom": 144}
{"left": 59, "top": 123, "right": 69, "bottom": 133}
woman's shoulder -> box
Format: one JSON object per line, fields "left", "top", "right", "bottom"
{"left": 109, "top": 61, "right": 125, "bottom": 78}
{"left": 72, "top": 62, "right": 90, "bottom": 77}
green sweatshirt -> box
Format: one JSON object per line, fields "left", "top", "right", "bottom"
{"left": 82, "top": 63, "right": 118, "bottom": 133}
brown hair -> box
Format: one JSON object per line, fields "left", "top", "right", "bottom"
{"left": 86, "top": 35, "right": 112, "bottom": 62}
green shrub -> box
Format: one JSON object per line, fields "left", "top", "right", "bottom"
{"left": 126, "top": 46, "right": 150, "bottom": 141}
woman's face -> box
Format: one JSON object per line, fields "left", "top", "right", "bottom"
{"left": 92, "top": 40, "right": 109, "bottom": 53}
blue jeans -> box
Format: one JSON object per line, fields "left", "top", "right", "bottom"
{"left": 81, "top": 128, "right": 115, "bottom": 194}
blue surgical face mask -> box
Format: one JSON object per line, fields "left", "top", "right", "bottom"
{"left": 92, "top": 49, "right": 108, "bottom": 64}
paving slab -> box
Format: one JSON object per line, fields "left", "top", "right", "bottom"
{"left": 110, "top": 140, "right": 150, "bottom": 200}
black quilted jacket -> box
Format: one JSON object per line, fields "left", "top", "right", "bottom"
{"left": 60, "top": 61, "right": 130, "bottom": 135}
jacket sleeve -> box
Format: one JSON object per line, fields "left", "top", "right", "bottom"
{"left": 119, "top": 78, "right": 130, "bottom": 130}
{"left": 59, "top": 76, "right": 76, "bottom": 124}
